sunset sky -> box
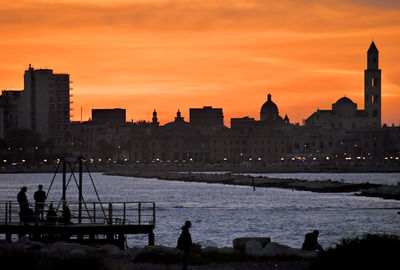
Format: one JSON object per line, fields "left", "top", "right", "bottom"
{"left": 1, "top": 0, "right": 400, "bottom": 126}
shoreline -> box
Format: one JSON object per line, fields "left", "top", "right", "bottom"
{"left": 1, "top": 164, "right": 400, "bottom": 174}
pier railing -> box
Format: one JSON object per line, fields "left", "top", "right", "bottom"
{"left": 0, "top": 201, "right": 155, "bottom": 226}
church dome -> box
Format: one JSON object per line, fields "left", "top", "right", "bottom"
{"left": 335, "top": 97, "right": 354, "bottom": 105}
{"left": 260, "top": 94, "right": 279, "bottom": 121}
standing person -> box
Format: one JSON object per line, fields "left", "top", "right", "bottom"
{"left": 17, "top": 186, "right": 29, "bottom": 212}
{"left": 34, "top": 185, "right": 46, "bottom": 222}
{"left": 17, "top": 186, "right": 30, "bottom": 222}
{"left": 177, "top": 220, "right": 192, "bottom": 270}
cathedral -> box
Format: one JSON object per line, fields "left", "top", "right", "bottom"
{"left": 305, "top": 41, "right": 381, "bottom": 130}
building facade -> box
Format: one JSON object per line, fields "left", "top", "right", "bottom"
{"left": 0, "top": 65, "right": 71, "bottom": 149}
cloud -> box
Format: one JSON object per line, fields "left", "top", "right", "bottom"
{"left": 304, "top": 68, "right": 359, "bottom": 75}
{"left": 1, "top": 0, "right": 399, "bottom": 34}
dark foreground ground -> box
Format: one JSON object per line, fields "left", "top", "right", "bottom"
{"left": 1, "top": 234, "right": 399, "bottom": 270}
{"left": 128, "top": 261, "right": 302, "bottom": 270}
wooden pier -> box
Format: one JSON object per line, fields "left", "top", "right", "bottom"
{"left": 0, "top": 157, "right": 157, "bottom": 249}
{"left": 0, "top": 201, "right": 156, "bottom": 249}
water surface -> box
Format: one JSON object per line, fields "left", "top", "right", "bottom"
{"left": 0, "top": 173, "right": 399, "bottom": 249}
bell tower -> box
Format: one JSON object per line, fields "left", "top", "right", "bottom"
{"left": 364, "top": 41, "right": 381, "bottom": 127}
{"left": 152, "top": 109, "right": 159, "bottom": 126}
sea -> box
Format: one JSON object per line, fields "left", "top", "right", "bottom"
{"left": 0, "top": 172, "right": 399, "bottom": 249}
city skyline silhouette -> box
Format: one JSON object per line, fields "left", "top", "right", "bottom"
{"left": 1, "top": 0, "right": 400, "bottom": 126}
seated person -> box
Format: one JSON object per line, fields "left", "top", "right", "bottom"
{"left": 46, "top": 203, "right": 57, "bottom": 225}
{"left": 58, "top": 203, "right": 73, "bottom": 225}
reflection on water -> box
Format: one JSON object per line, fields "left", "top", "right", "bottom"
{"left": 0, "top": 173, "right": 399, "bottom": 248}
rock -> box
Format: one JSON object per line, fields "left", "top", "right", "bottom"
{"left": 125, "top": 246, "right": 143, "bottom": 258}
{"left": 29, "top": 240, "right": 45, "bottom": 250}
{"left": 202, "top": 246, "right": 235, "bottom": 255}
{"left": 70, "top": 248, "right": 86, "bottom": 256}
{"left": 233, "top": 237, "right": 271, "bottom": 250}
{"left": 219, "top": 247, "right": 235, "bottom": 254}
{"left": 202, "top": 246, "right": 219, "bottom": 254}
{"left": 192, "top": 243, "right": 202, "bottom": 254}
{"left": 291, "top": 248, "right": 318, "bottom": 259}
{"left": 244, "top": 240, "right": 263, "bottom": 256}
{"left": 132, "top": 245, "right": 183, "bottom": 264}
{"left": 260, "top": 242, "right": 318, "bottom": 258}
{"left": 101, "top": 244, "right": 122, "bottom": 255}
{"left": 0, "top": 240, "right": 12, "bottom": 252}
{"left": 40, "top": 248, "right": 50, "bottom": 255}
{"left": 141, "top": 245, "right": 182, "bottom": 257}
{"left": 14, "top": 236, "right": 31, "bottom": 249}
{"left": 50, "top": 241, "right": 88, "bottom": 255}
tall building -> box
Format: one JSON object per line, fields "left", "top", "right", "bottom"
{"left": 0, "top": 90, "right": 22, "bottom": 138}
{"left": 18, "top": 65, "right": 70, "bottom": 145}
{"left": 364, "top": 41, "right": 381, "bottom": 127}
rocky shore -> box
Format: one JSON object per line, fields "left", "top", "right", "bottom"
{"left": 2, "top": 234, "right": 398, "bottom": 270}
{"left": 0, "top": 237, "right": 316, "bottom": 270}
{"left": 105, "top": 169, "right": 400, "bottom": 200}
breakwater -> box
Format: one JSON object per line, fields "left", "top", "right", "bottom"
{"left": 105, "top": 169, "right": 400, "bottom": 200}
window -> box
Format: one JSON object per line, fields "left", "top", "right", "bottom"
{"left": 373, "top": 110, "right": 378, "bottom": 117}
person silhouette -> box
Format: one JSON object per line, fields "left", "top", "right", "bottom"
{"left": 34, "top": 185, "right": 46, "bottom": 223}
{"left": 301, "top": 232, "right": 314, "bottom": 250}
{"left": 311, "top": 230, "right": 324, "bottom": 252}
{"left": 17, "top": 186, "right": 29, "bottom": 211}
{"left": 177, "top": 220, "right": 192, "bottom": 270}
{"left": 302, "top": 230, "right": 324, "bottom": 252}
{"left": 59, "top": 203, "right": 72, "bottom": 224}
{"left": 17, "top": 186, "right": 30, "bottom": 222}
{"left": 46, "top": 203, "right": 57, "bottom": 225}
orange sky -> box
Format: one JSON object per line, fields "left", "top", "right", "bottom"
{"left": 1, "top": 0, "right": 400, "bottom": 126}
